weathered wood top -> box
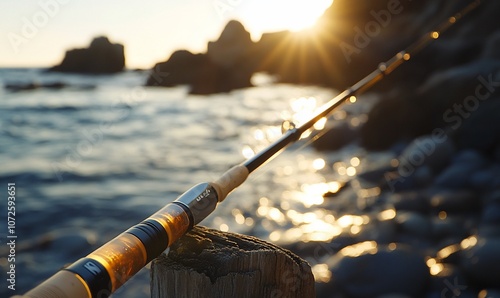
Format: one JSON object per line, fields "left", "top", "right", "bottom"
{"left": 151, "top": 226, "right": 315, "bottom": 298}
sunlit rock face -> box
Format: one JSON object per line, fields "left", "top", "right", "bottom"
{"left": 50, "top": 36, "right": 125, "bottom": 74}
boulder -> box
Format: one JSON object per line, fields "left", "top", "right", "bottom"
{"left": 361, "top": 60, "right": 500, "bottom": 150}
{"left": 322, "top": 243, "right": 429, "bottom": 298}
{"left": 50, "top": 36, "right": 125, "bottom": 74}
{"left": 146, "top": 20, "right": 255, "bottom": 94}
{"left": 429, "top": 189, "right": 480, "bottom": 213}
{"left": 454, "top": 98, "right": 500, "bottom": 153}
{"left": 207, "top": 20, "right": 254, "bottom": 68}
{"left": 460, "top": 236, "right": 500, "bottom": 287}
{"left": 397, "top": 135, "right": 456, "bottom": 174}
{"left": 481, "top": 30, "right": 500, "bottom": 61}
{"left": 433, "top": 150, "right": 487, "bottom": 189}
{"left": 395, "top": 212, "right": 432, "bottom": 238}
{"left": 146, "top": 50, "right": 214, "bottom": 89}
{"left": 145, "top": 0, "right": 500, "bottom": 96}
{"left": 387, "top": 191, "right": 429, "bottom": 214}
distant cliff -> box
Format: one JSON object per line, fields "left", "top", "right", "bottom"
{"left": 50, "top": 36, "right": 125, "bottom": 74}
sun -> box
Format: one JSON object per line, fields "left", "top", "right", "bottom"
{"left": 282, "top": 0, "right": 334, "bottom": 32}
{"left": 236, "top": 0, "right": 333, "bottom": 36}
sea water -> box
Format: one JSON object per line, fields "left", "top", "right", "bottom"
{"left": 0, "top": 68, "right": 380, "bottom": 296}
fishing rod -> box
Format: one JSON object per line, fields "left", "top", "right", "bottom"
{"left": 20, "top": 1, "right": 482, "bottom": 297}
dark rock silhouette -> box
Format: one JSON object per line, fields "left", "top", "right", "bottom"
{"left": 50, "top": 36, "right": 125, "bottom": 74}
{"left": 320, "top": 244, "right": 429, "bottom": 298}
{"left": 299, "top": 0, "right": 500, "bottom": 151}
{"left": 5, "top": 81, "right": 66, "bottom": 92}
{"left": 147, "top": 0, "right": 500, "bottom": 154}
{"left": 147, "top": 21, "right": 255, "bottom": 94}
{"left": 147, "top": 1, "right": 499, "bottom": 92}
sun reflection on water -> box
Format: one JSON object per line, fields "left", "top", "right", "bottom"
{"left": 377, "top": 209, "right": 396, "bottom": 221}
{"left": 460, "top": 235, "right": 478, "bottom": 249}
{"left": 340, "top": 241, "right": 378, "bottom": 257}
{"left": 312, "top": 158, "right": 326, "bottom": 170}
{"left": 312, "top": 264, "right": 332, "bottom": 283}
{"left": 426, "top": 257, "right": 445, "bottom": 276}
{"left": 290, "top": 97, "right": 317, "bottom": 123}
{"left": 241, "top": 95, "right": 335, "bottom": 159}
{"left": 230, "top": 90, "right": 394, "bottom": 283}
{"left": 255, "top": 187, "right": 374, "bottom": 243}
{"left": 241, "top": 145, "right": 256, "bottom": 159}
{"left": 314, "top": 117, "right": 328, "bottom": 130}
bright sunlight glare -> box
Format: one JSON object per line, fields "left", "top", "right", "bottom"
{"left": 282, "top": 0, "right": 333, "bottom": 31}
{"left": 239, "top": 0, "right": 334, "bottom": 34}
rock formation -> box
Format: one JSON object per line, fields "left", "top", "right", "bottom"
{"left": 50, "top": 36, "right": 125, "bottom": 74}
{"left": 147, "top": 0, "right": 500, "bottom": 153}
{"left": 147, "top": 20, "right": 256, "bottom": 94}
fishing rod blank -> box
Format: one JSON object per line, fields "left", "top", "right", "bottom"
{"left": 20, "top": 1, "right": 481, "bottom": 297}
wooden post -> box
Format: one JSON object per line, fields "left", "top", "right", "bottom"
{"left": 151, "top": 226, "right": 315, "bottom": 298}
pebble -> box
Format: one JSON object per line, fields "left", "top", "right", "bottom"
{"left": 396, "top": 212, "right": 432, "bottom": 238}
{"left": 495, "top": 144, "right": 500, "bottom": 163}
{"left": 325, "top": 244, "right": 429, "bottom": 298}
{"left": 434, "top": 150, "right": 486, "bottom": 189}
{"left": 453, "top": 150, "right": 488, "bottom": 165}
{"left": 413, "top": 165, "right": 434, "bottom": 187}
{"left": 428, "top": 264, "right": 470, "bottom": 298}
{"left": 434, "top": 165, "right": 477, "bottom": 189}
{"left": 387, "top": 192, "right": 429, "bottom": 213}
{"left": 470, "top": 165, "right": 500, "bottom": 190}
{"left": 398, "top": 135, "right": 455, "bottom": 174}
{"left": 357, "top": 166, "right": 396, "bottom": 186}
{"left": 431, "top": 217, "right": 469, "bottom": 244}
{"left": 282, "top": 236, "right": 357, "bottom": 260}
{"left": 426, "top": 290, "right": 477, "bottom": 298}
{"left": 483, "top": 191, "right": 500, "bottom": 205}
{"left": 477, "top": 225, "right": 500, "bottom": 238}
{"left": 384, "top": 171, "right": 419, "bottom": 192}
{"left": 429, "top": 190, "right": 480, "bottom": 213}
{"left": 481, "top": 31, "right": 500, "bottom": 60}
{"left": 455, "top": 99, "right": 500, "bottom": 154}
{"left": 481, "top": 202, "right": 500, "bottom": 225}
{"left": 460, "top": 236, "right": 500, "bottom": 287}
{"left": 357, "top": 219, "right": 396, "bottom": 244}
{"left": 478, "top": 289, "right": 500, "bottom": 298}
{"left": 436, "top": 243, "right": 462, "bottom": 264}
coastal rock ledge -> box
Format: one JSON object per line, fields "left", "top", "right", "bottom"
{"left": 146, "top": 20, "right": 256, "bottom": 94}
{"left": 49, "top": 36, "right": 125, "bottom": 74}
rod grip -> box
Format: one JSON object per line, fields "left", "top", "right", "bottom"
{"left": 18, "top": 270, "right": 91, "bottom": 298}
{"left": 212, "top": 164, "right": 249, "bottom": 202}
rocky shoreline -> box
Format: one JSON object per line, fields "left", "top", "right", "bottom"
{"left": 304, "top": 134, "right": 500, "bottom": 297}
{"left": 144, "top": 0, "right": 500, "bottom": 152}
{"left": 29, "top": 1, "right": 500, "bottom": 296}
{"left": 249, "top": 1, "right": 500, "bottom": 296}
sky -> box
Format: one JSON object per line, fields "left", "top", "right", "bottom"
{"left": 0, "top": 0, "right": 333, "bottom": 69}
